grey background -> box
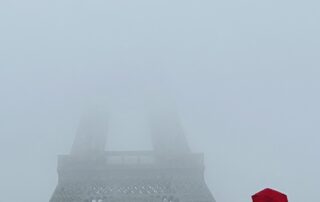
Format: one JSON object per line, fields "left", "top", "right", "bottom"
{"left": 0, "top": 0, "right": 319, "bottom": 202}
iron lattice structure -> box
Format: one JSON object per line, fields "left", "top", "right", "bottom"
{"left": 50, "top": 113, "right": 216, "bottom": 202}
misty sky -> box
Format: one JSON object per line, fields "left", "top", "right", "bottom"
{"left": 0, "top": 0, "right": 319, "bottom": 202}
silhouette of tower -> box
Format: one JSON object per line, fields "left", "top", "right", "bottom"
{"left": 50, "top": 110, "right": 215, "bottom": 202}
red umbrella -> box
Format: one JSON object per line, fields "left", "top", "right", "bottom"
{"left": 252, "top": 188, "right": 288, "bottom": 202}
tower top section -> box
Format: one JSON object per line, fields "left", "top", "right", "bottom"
{"left": 71, "top": 110, "right": 107, "bottom": 156}
{"left": 148, "top": 107, "right": 190, "bottom": 154}
{"left": 70, "top": 101, "right": 190, "bottom": 156}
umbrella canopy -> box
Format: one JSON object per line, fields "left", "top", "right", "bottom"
{"left": 252, "top": 188, "right": 288, "bottom": 202}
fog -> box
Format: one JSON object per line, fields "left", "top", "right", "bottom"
{"left": 0, "top": 0, "right": 319, "bottom": 202}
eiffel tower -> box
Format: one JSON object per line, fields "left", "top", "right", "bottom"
{"left": 50, "top": 110, "right": 216, "bottom": 202}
